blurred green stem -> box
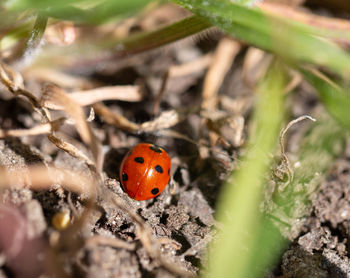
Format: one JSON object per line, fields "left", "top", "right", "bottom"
{"left": 114, "top": 15, "right": 211, "bottom": 57}
{"left": 301, "top": 68, "right": 350, "bottom": 131}
{"left": 204, "top": 60, "right": 287, "bottom": 278}
{"left": 12, "top": 14, "right": 47, "bottom": 63}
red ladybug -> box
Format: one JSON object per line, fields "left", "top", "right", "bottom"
{"left": 119, "top": 143, "right": 171, "bottom": 201}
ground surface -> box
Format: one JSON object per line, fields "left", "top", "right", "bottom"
{"left": 1, "top": 4, "right": 350, "bottom": 278}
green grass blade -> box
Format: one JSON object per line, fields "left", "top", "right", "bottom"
{"left": 173, "top": 0, "right": 350, "bottom": 76}
{"left": 5, "top": 0, "right": 85, "bottom": 10}
{"left": 204, "top": 60, "right": 287, "bottom": 278}
{"left": 36, "top": 15, "right": 211, "bottom": 66}
{"left": 114, "top": 15, "right": 211, "bottom": 56}
{"left": 5, "top": 0, "right": 153, "bottom": 24}
{"left": 301, "top": 69, "right": 350, "bottom": 130}
{"left": 43, "top": 0, "right": 153, "bottom": 23}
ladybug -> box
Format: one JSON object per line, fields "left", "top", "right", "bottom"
{"left": 119, "top": 143, "right": 171, "bottom": 201}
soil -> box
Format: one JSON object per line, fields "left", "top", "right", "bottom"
{"left": 1, "top": 8, "right": 350, "bottom": 278}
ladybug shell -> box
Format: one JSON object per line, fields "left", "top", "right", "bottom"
{"left": 119, "top": 143, "right": 171, "bottom": 201}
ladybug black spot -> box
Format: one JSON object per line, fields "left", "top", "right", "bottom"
{"left": 168, "top": 169, "right": 170, "bottom": 175}
{"left": 149, "top": 145, "right": 162, "bottom": 153}
{"left": 122, "top": 173, "right": 128, "bottom": 181}
{"left": 151, "top": 188, "right": 159, "bottom": 195}
{"left": 155, "top": 165, "right": 163, "bottom": 173}
{"left": 134, "top": 157, "right": 144, "bottom": 164}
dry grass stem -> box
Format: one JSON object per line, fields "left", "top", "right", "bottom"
{"left": 42, "top": 85, "right": 143, "bottom": 110}
{"left": 85, "top": 235, "right": 136, "bottom": 251}
{"left": 42, "top": 84, "right": 102, "bottom": 171}
{"left": 139, "top": 110, "right": 183, "bottom": 132}
{"left": 0, "top": 63, "right": 46, "bottom": 114}
{"left": 0, "top": 63, "right": 24, "bottom": 91}
{"left": 219, "top": 95, "right": 253, "bottom": 116}
{"left": 153, "top": 72, "right": 170, "bottom": 116}
{"left": 304, "top": 66, "right": 342, "bottom": 90}
{"left": 284, "top": 72, "right": 302, "bottom": 93}
{"left": 243, "top": 48, "right": 301, "bottom": 94}
{"left": 0, "top": 118, "right": 65, "bottom": 138}
{"left": 24, "top": 67, "right": 90, "bottom": 89}
{"left": 227, "top": 116, "right": 245, "bottom": 147}
{"left": 47, "top": 134, "right": 96, "bottom": 170}
{"left": 94, "top": 102, "right": 184, "bottom": 133}
{"left": 201, "top": 38, "right": 240, "bottom": 111}
{"left": 93, "top": 102, "right": 140, "bottom": 132}
{"left": 242, "top": 47, "right": 271, "bottom": 88}
{"left": 169, "top": 53, "right": 213, "bottom": 78}
{"left": 0, "top": 165, "right": 96, "bottom": 197}
{"left": 158, "top": 237, "right": 182, "bottom": 250}
{"left": 42, "top": 84, "right": 93, "bottom": 145}
{"left": 276, "top": 115, "right": 316, "bottom": 185}
{"left": 157, "top": 129, "right": 199, "bottom": 145}
{"left": 0, "top": 62, "right": 100, "bottom": 171}
{"left": 260, "top": 2, "right": 350, "bottom": 33}
{"left": 154, "top": 53, "right": 212, "bottom": 115}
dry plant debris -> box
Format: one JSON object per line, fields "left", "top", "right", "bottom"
{"left": 0, "top": 46, "right": 203, "bottom": 276}
{"left": 1, "top": 2, "right": 350, "bottom": 277}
